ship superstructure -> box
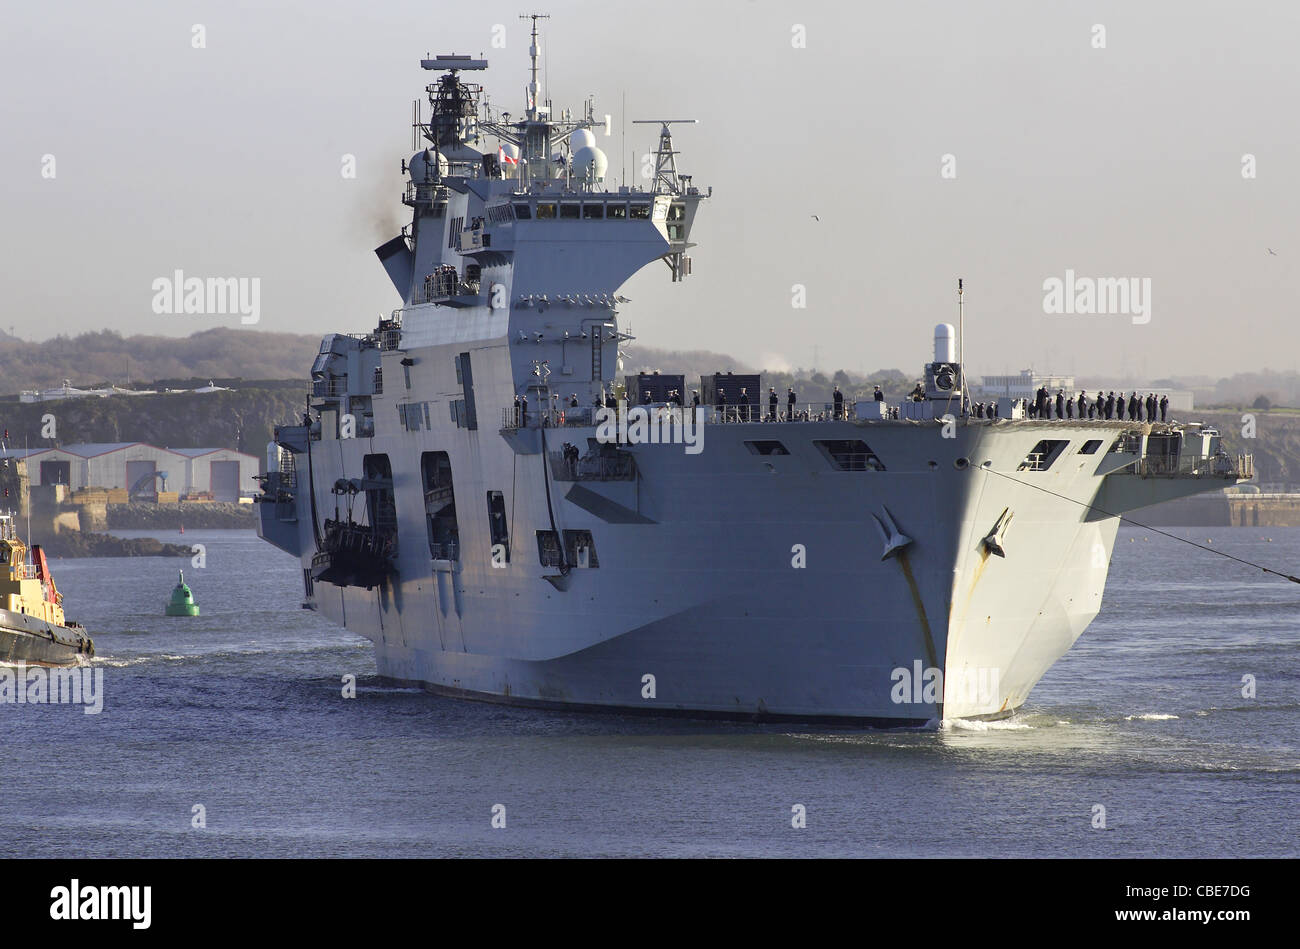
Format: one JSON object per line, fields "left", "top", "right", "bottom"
{"left": 257, "top": 30, "right": 1250, "bottom": 723}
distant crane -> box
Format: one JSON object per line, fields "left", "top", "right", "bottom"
{"left": 129, "top": 470, "right": 169, "bottom": 501}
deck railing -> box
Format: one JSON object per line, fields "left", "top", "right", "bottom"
{"left": 500, "top": 403, "right": 888, "bottom": 429}
{"left": 429, "top": 541, "right": 459, "bottom": 561}
{"left": 547, "top": 451, "right": 636, "bottom": 482}
{"left": 1128, "top": 453, "right": 1253, "bottom": 479}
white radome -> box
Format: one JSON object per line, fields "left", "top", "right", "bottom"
{"left": 408, "top": 149, "right": 445, "bottom": 182}
{"left": 569, "top": 128, "right": 596, "bottom": 151}
{"left": 573, "top": 145, "right": 608, "bottom": 182}
{"left": 933, "top": 323, "right": 956, "bottom": 363}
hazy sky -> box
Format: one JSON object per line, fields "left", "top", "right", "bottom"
{"left": 3, "top": 0, "right": 1297, "bottom": 380}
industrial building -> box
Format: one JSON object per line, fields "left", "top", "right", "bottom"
{"left": 975, "top": 369, "right": 1194, "bottom": 412}
{"left": 10, "top": 443, "right": 258, "bottom": 501}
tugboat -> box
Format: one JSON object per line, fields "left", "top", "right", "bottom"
{"left": 0, "top": 513, "right": 94, "bottom": 666}
{"left": 165, "top": 571, "right": 200, "bottom": 616}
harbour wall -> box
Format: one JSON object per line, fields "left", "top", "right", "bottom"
{"left": 1133, "top": 493, "right": 1300, "bottom": 527}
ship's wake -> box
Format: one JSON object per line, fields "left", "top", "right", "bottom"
{"left": 941, "top": 716, "right": 1033, "bottom": 731}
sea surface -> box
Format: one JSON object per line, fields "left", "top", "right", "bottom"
{"left": 3, "top": 526, "right": 1297, "bottom": 858}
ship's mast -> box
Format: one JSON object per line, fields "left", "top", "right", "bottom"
{"left": 477, "top": 14, "right": 594, "bottom": 190}
{"left": 521, "top": 13, "right": 549, "bottom": 121}
{"left": 632, "top": 120, "right": 697, "bottom": 195}
{"left": 958, "top": 278, "right": 965, "bottom": 417}
{"left": 24, "top": 435, "right": 31, "bottom": 554}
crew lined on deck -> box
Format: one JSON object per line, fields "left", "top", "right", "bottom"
{"left": 518, "top": 380, "right": 1175, "bottom": 427}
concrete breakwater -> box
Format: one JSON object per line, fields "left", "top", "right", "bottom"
{"left": 105, "top": 502, "right": 255, "bottom": 530}
{"left": 0, "top": 431, "right": 253, "bottom": 559}
{"left": 38, "top": 531, "right": 191, "bottom": 559}
{"left": 1135, "top": 493, "right": 1300, "bottom": 527}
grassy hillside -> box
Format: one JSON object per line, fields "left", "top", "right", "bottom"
{"left": 0, "top": 328, "right": 1294, "bottom": 488}
{"left": 0, "top": 328, "right": 319, "bottom": 392}
{"left": 1, "top": 385, "right": 307, "bottom": 456}
{"left": 1191, "top": 409, "right": 1300, "bottom": 487}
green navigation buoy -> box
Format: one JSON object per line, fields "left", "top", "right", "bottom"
{"left": 166, "top": 570, "right": 200, "bottom": 616}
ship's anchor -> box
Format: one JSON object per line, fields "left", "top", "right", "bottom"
{"left": 981, "top": 507, "right": 1014, "bottom": 558}
{"left": 872, "top": 506, "right": 940, "bottom": 714}
{"left": 871, "top": 506, "right": 913, "bottom": 561}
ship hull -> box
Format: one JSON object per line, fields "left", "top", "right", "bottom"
{"left": 274, "top": 417, "right": 1234, "bottom": 724}
{"left": 0, "top": 608, "right": 95, "bottom": 668}
{"left": 256, "top": 54, "right": 1248, "bottom": 723}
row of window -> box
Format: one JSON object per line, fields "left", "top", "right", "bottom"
{"left": 743, "top": 437, "right": 1108, "bottom": 473}
{"left": 516, "top": 201, "right": 653, "bottom": 221}
{"left": 1019, "top": 438, "right": 1104, "bottom": 471}
{"left": 375, "top": 452, "right": 595, "bottom": 571}
{"left": 742, "top": 439, "right": 886, "bottom": 471}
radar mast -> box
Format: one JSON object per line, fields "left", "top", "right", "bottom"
{"left": 521, "top": 12, "right": 549, "bottom": 120}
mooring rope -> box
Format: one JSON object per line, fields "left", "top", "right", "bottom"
{"left": 981, "top": 467, "right": 1300, "bottom": 584}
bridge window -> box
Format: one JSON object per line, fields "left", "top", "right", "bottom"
{"left": 629, "top": 203, "right": 651, "bottom": 220}
{"left": 814, "top": 439, "right": 885, "bottom": 471}
{"left": 560, "top": 203, "right": 580, "bottom": 219}
{"left": 607, "top": 203, "right": 627, "bottom": 220}
{"left": 745, "top": 440, "right": 789, "bottom": 456}
{"left": 1078, "top": 439, "right": 1103, "bottom": 455}
{"left": 582, "top": 203, "right": 604, "bottom": 219}
{"left": 1018, "top": 440, "right": 1070, "bottom": 471}
{"left": 536, "top": 203, "right": 556, "bottom": 219}
{"left": 512, "top": 203, "right": 531, "bottom": 219}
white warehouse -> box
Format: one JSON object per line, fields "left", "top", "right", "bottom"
{"left": 20, "top": 443, "right": 259, "bottom": 501}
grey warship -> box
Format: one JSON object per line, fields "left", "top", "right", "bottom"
{"left": 257, "top": 28, "right": 1251, "bottom": 723}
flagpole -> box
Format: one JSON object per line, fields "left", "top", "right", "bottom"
{"left": 24, "top": 435, "right": 31, "bottom": 552}
{"left": 958, "top": 278, "right": 965, "bottom": 419}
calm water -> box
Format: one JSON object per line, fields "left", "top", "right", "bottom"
{"left": 3, "top": 526, "right": 1297, "bottom": 858}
